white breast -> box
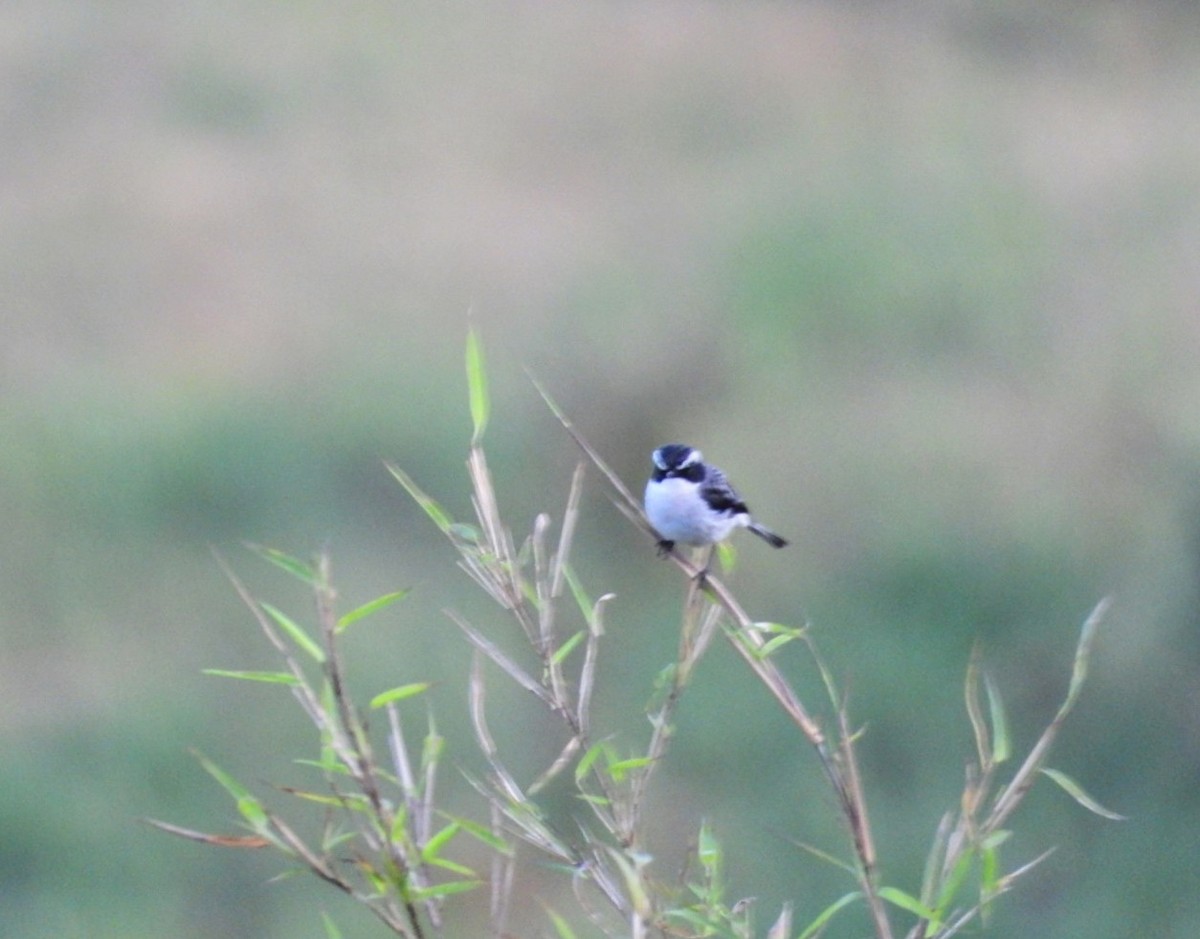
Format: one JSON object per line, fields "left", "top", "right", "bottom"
{"left": 644, "top": 477, "right": 746, "bottom": 545}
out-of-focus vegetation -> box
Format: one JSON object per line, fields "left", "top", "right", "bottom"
{"left": 3, "top": 2, "right": 1199, "bottom": 937}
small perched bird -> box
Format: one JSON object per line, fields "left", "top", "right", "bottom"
{"left": 644, "top": 443, "right": 788, "bottom": 553}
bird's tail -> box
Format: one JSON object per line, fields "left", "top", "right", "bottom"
{"left": 749, "top": 523, "right": 788, "bottom": 548}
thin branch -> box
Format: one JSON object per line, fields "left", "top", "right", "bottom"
{"left": 985, "top": 599, "right": 1109, "bottom": 832}
{"left": 450, "top": 610, "right": 559, "bottom": 711}
{"left": 552, "top": 461, "right": 587, "bottom": 600}
{"left": 529, "top": 380, "right": 893, "bottom": 939}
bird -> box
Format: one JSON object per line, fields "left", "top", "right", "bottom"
{"left": 644, "top": 443, "right": 788, "bottom": 554}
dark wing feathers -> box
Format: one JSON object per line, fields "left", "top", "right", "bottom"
{"left": 701, "top": 467, "right": 750, "bottom": 515}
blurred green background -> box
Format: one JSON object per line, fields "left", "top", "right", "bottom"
{"left": 4, "top": 1, "right": 1200, "bottom": 936}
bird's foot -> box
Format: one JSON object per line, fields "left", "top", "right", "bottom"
{"left": 656, "top": 539, "right": 675, "bottom": 558}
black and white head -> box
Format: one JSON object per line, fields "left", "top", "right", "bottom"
{"left": 651, "top": 443, "right": 705, "bottom": 482}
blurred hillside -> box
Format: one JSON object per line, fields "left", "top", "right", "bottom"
{"left": 3, "top": 2, "right": 1200, "bottom": 937}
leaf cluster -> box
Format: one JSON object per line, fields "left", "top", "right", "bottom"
{"left": 151, "top": 331, "right": 1120, "bottom": 938}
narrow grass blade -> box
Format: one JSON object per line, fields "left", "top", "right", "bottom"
{"left": 767, "top": 903, "right": 792, "bottom": 939}
{"left": 754, "top": 622, "right": 806, "bottom": 659}
{"left": 934, "top": 846, "right": 976, "bottom": 918}
{"left": 1040, "top": 767, "right": 1126, "bottom": 820}
{"left": 260, "top": 602, "right": 325, "bottom": 663}
{"left": 409, "top": 880, "right": 484, "bottom": 902}
{"left": 878, "top": 886, "right": 940, "bottom": 927}
{"left": 984, "top": 671, "right": 1010, "bottom": 763}
{"left": 606, "top": 756, "right": 654, "bottom": 782}
{"left": 192, "top": 749, "right": 254, "bottom": 802}
{"left": 918, "top": 811, "right": 953, "bottom": 908}
{"left": 796, "top": 891, "right": 863, "bottom": 939}
{"left": 202, "top": 669, "right": 301, "bottom": 686}
{"left": 526, "top": 371, "right": 644, "bottom": 515}
{"left": 790, "top": 840, "right": 859, "bottom": 878}
{"left": 987, "top": 598, "right": 1111, "bottom": 829}
{"left": 445, "top": 813, "right": 512, "bottom": 854}
{"left": 276, "top": 787, "right": 357, "bottom": 808}
{"left": 421, "top": 820, "right": 461, "bottom": 861}
{"left": 575, "top": 739, "right": 614, "bottom": 784}
{"left": 336, "top": 589, "right": 411, "bottom": 633}
{"left": 245, "top": 543, "right": 316, "bottom": 584}
{"left": 369, "top": 682, "right": 432, "bottom": 709}
{"left": 964, "top": 642, "right": 988, "bottom": 770}
{"left": 541, "top": 904, "right": 580, "bottom": 939}
{"left": 386, "top": 462, "right": 456, "bottom": 535}
{"left": 191, "top": 750, "right": 271, "bottom": 834}
{"left": 320, "top": 912, "right": 345, "bottom": 939}
{"left": 550, "top": 629, "right": 586, "bottom": 666}
{"left": 450, "top": 610, "right": 555, "bottom": 707}
{"left": 466, "top": 327, "right": 489, "bottom": 443}
{"left": 1062, "top": 597, "right": 1110, "bottom": 713}
{"left": 141, "top": 818, "right": 270, "bottom": 849}
{"left": 428, "top": 856, "right": 476, "bottom": 877}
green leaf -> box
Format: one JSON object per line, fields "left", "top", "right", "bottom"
{"left": 791, "top": 841, "right": 858, "bottom": 878}
{"left": 294, "top": 753, "right": 350, "bottom": 776}
{"left": 605, "top": 848, "right": 652, "bottom": 918}
{"left": 697, "top": 822, "right": 721, "bottom": 868}
{"left": 715, "top": 540, "right": 736, "bottom": 574}
{"left": 934, "top": 847, "right": 975, "bottom": 917}
{"left": 878, "top": 886, "right": 940, "bottom": 926}
{"left": 964, "top": 643, "right": 989, "bottom": 769}
{"left": 550, "top": 630, "right": 586, "bottom": 666}
{"left": 576, "top": 739, "right": 613, "bottom": 784}
{"left": 337, "top": 590, "right": 411, "bottom": 633}
{"left": 796, "top": 891, "right": 863, "bottom": 939}
{"left": 980, "top": 838, "right": 1001, "bottom": 908}
{"left": 466, "top": 327, "right": 489, "bottom": 443}
{"left": 542, "top": 904, "right": 580, "bottom": 939}
{"left": 421, "top": 720, "right": 445, "bottom": 774}
{"left": 236, "top": 796, "right": 269, "bottom": 830}
{"left": 323, "top": 830, "right": 357, "bottom": 853}
{"left": 245, "top": 543, "right": 316, "bottom": 584}
{"left": 981, "top": 829, "right": 1011, "bottom": 850}
{"left": 369, "top": 683, "right": 432, "bottom": 709}
{"left": 751, "top": 623, "right": 808, "bottom": 659}
{"left": 321, "top": 911, "right": 345, "bottom": 939}
{"left": 202, "top": 669, "right": 300, "bottom": 685}
{"left": 408, "top": 880, "right": 483, "bottom": 902}
{"left": 386, "top": 463, "right": 455, "bottom": 534}
{"left": 447, "top": 813, "right": 511, "bottom": 854}
{"left": 448, "top": 522, "right": 481, "bottom": 543}
{"left": 191, "top": 751, "right": 274, "bottom": 837}
{"left": 421, "top": 821, "right": 461, "bottom": 861}
{"left": 985, "top": 671, "right": 1010, "bottom": 763}
{"left": 261, "top": 602, "right": 325, "bottom": 663}
{"left": 281, "top": 789, "right": 347, "bottom": 808}
{"left": 428, "top": 856, "right": 476, "bottom": 877}
{"left": 389, "top": 805, "right": 410, "bottom": 845}
{"left": 1041, "top": 767, "right": 1127, "bottom": 820}
{"left": 193, "top": 750, "right": 253, "bottom": 803}
{"left": 606, "top": 756, "right": 653, "bottom": 782}
{"left": 562, "top": 565, "right": 594, "bottom": 622}
{"left": 1064, "top": 598, "right": 1108, "bottom": 711}
{"left": 758, "top": 632, "right": 798, "bottom": 658}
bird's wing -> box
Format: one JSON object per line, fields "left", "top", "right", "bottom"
{"left": 701, "top": 468, "right": 750, "bottom": 515}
